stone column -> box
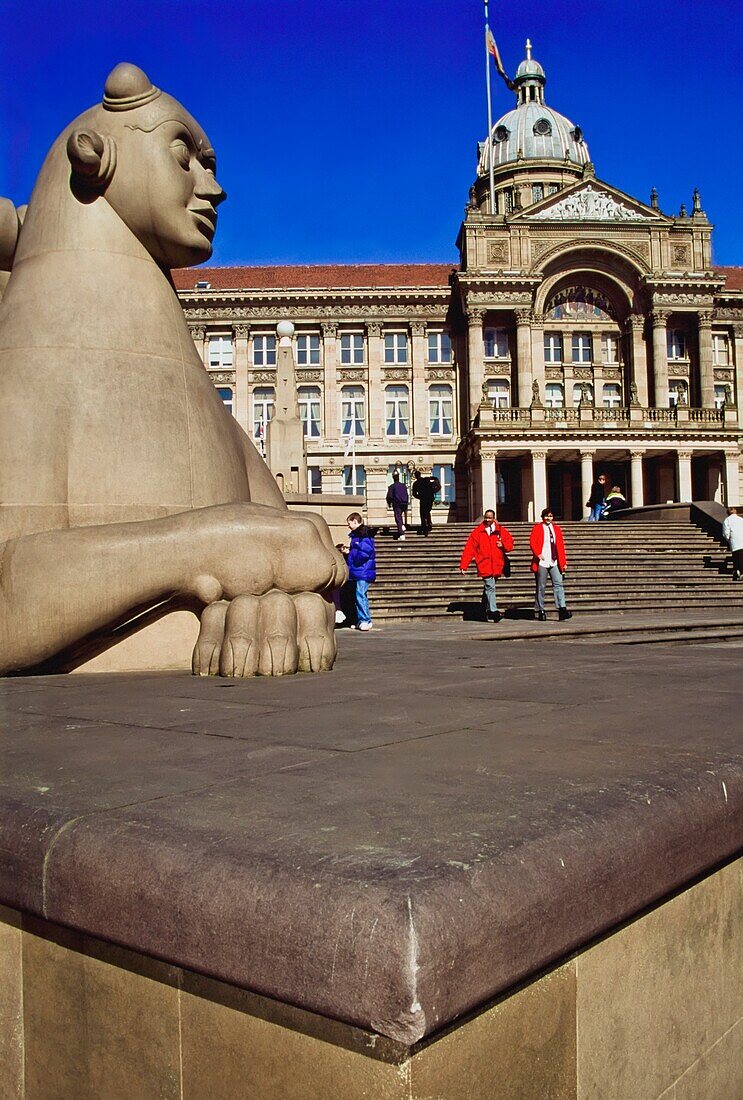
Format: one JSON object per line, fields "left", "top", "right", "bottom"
{"left": 630, "top": 450, "right": 645, "bottom": 507}
{"left": 697, "top": 311, "right": 715, "bottom": 409}
{"left": 530, "top": 312, "right": 546, "bottom": 404}
{"left": 365, "top": 463, "right": 389, "bottom": 524}
{"left": 677, "top": 450, "right": 693, "bottom": 502}
{"left": 480, "top": 448, "right": 498, "bottom": 517}
{"left": 733, "top": 325, "right": 743, "bottom": 414}
{"left": 531, "top": 450, "right": 548, "bottom": 518}
{"left": 233, "top": 324, "right": 250, "bottom": 436}
{"left": 515, "top": 308, "right": 533, "bottom": 408}
{"left": 725, "top": 451, "right": 740, "bottom": 507}
{"left": 366, "top": 322, "right": 383, "bottom": 441}
{"left": 320, "top": 464, "right": 343, "bottom": 496}
{"left": 322, "top": 323, "right": 339, "bottom": 443}
{"left": 580, "top": 450, "right": 595, "bottom": 517}
{"left": 466, "top": 308, "right": 485, "bottom": 425}
{"left": 626, "top": 315, "right": 649, "bottom": 406}
{"left": 410, "top": 321, "right": 428, "bottom": 442}
{"left": 651, "top": 309, "right": 670, "bottom": 407}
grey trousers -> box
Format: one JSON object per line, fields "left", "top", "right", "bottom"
{"left": 535, "top": 565, "right": 566, "bottom": 611}
{"left": 482, "top": 575, "right": 498, "bottom": 612}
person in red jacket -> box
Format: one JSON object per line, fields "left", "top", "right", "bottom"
{"left": 529, "top": 507, "right": 572, "bottom": 621}
{"left": 459, "top": 509, "right": 514, "bottom": 622}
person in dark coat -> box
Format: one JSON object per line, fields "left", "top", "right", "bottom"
{"left": 344, "top": 512, "right": 376, "bottom": 631}
{"left": 386, "top": 472, "right": 409, "bottom": 540}
{"left": 412, "top": 470, "right": 440, "bottom": 536}
{"left": 586, "top": 473, "right": 607, "bottom": 521}
{"left": 602, "top": 485, "right": 628, "bottom": 517}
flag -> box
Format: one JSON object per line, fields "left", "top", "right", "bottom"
{"left": 486, "top": 28, "right": 515, "bottom": 91}
{"left": 343, "top": 426, "right": 356, "bottom": 459}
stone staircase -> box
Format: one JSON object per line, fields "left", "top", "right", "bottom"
{"left": 370, "top": 520, "right": 743, "bottom": 622}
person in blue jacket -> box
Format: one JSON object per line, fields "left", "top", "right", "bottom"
{"left": 344, "top": 512, "right": 376, "bottom": 631}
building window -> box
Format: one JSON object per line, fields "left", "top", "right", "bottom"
{"left": 432, "top": 464, "right": 455, "bottom": 504}
{"left": 573, "top": 383, "right": 594, "bottom": 405}
{"left": 296, "top": 333, "right": 321, "bottom": 365}
{"left": 384, "top": 332, "right": 408, "bottom": 364}
{"left": 385, "top": 385, "right": 409, "bottom": 437}
{"left": 712, "top": 334, "right": 729, "bottom": 366}
{"left": 216, "top": 387, "right": 234, "bottom": 415}
{"left": 714, "top": 385, "right": 728, "bottom": 409}
{"left": 548, "top": 183, "right": 559, "bottom": 195}
{"left": 484, "top": 328, "right": 509, "bottom": 358}
{"left": 486, "top": 379, "right": 510, "bottom": 408}
{"left": 602, "top": 334, "right": 619, "bottom": 363}
{"left": 667, "top": 330, "right": 687, "bottom": 360}
{"left": 602, "top": 383, "right": 622, "bottom": 408}
{"left": 572, "top": 333, "right": 592, "bottom": 363}
{"left": 544, "top": 333, "right": 563, "bottom": 363}
{"left": 341, "top": 385, "right": 365, "bottom": 437}
{"left": 308, "top": 467, "right": 322, "bottom": 494}
{"left": 429, "top": 384, "right": 453, "bottom": 434}
{"left": 502, "top": 188, "right": 513, "bottom": 213}
{"left": 343, "top": 464, "right": 366, "bottom": 495}
{"left": 253, "top": 334, "right": 277, "bottom": 367}
{"left": 532, "top": 183, "right": 544, "bottom": 204}
{"left": 427, "top": 331, "right": 452, "bottom": 363}
{"left": 340, "top": 332, "right": 364, "bottom": 364}
{"left": 298, "top": 385, "right": 322, "bottom": 438}
{"left": 252, "top": 387, "right": 275, "bottom": 440}
{"left": 208, "top": 335, "right": 233, "bottom": 368}
{"left": 545, "top": 383, "right": 564, "bottom": 408}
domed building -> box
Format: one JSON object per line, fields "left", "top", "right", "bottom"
{"left": 174, "top": 40, "right": 743, "bottom": 523}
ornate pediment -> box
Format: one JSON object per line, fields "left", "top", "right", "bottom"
{"left": 523, "top": 184, "right": 657, "bottom": 223}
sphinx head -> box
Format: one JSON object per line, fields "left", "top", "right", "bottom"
{"left": 66, "top": 63, "right": 226, "bottom": 268}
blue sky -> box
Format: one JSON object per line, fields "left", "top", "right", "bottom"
{"left": 1, "top": 0, "right": 741, "bottom": 266}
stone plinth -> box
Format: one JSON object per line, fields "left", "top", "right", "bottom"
{"left": 0, "top": 626, "right": 740, "bottom": 1096}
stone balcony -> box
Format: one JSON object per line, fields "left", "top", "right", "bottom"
{"left": 476, "top": 402, "right": 737, "bottom": 433}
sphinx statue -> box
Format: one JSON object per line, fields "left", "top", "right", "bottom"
{"left": 0, "top": 63, "right": 346, "bottom": 677}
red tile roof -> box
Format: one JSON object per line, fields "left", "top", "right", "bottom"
{"left": 172, "top": 263, "right": 456, "bottom": 291}
{"left": 714, "top": 266, "right": 743, "bottom": 290}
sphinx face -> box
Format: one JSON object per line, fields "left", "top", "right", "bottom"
{"left": 103, "top": 104, "right": 226, "bottom": 269}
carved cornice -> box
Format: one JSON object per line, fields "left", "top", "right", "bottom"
{"left": 207, "top": 370, "right": 235, "bottom": 384}
{"left": 467, "top": 291, "right": 533, "bottom": 306}
{"left": 714, "top": 369, "right": 734, "bottom": 382}
{"left": 338, "top": 368, "right": 366, "bottom": 382}
{"left": 532, "top": 450, "right": 548, "bottom": 460}
{"left": 296, "top": 369, "right": 324, "bottom": 383}
{"left": 734, "top": 325, "right": 743, "bottom": 339}
{"left": 697, "top": 311, "right": 713, "bottom": 327}
{"left": 382, "top": 368, "right": 411, "bottom": 382}
{"left": 630, "top": 450, "right": 646, "bottom": 458}
{"left": 184, "top": 303, "right": 448, "bottom": 322}
{"left": 626, "top": 314, "right": 646, "bottom": 332}
{"left": 411, "top": 321, "right": 426, "bottom": 337}
{"left": 651, "top": 310, "right": 671, "bottom": 326}
{"left": 189, "top": 327, "right": 205, "bottom": 341}
{"left": 367, "top": 323, "right": 382, "bottom": 338}
{"left": 668, "top": 364, "right": 689, "bottom": 377}
{"left": 426, "top": 368, "right": 456, "bottom": 381}
{"left": 514, "top": 308, "right": 531, "bottom": 325}
{"left": 573, "top": 368, "right": 593, "bottom": 380}
{"left": 322, "top": 323, "right": 338, "bottom": 338}
{"left": 466, "top": 308, "right": 485, "bottom": 324}
{"left": 250, "top": 371, "right": 277, "bottom": 384}
{"left": 234, "top": 324, "right": 250, "bottom": 339}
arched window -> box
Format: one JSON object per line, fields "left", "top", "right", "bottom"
{"left": 545, "top": 286, "right": 615, "bottom": 321}
{"left": 341, "top": 386, "right": 366, "bottom": 437}
{"left": 486, "top": 379, "right": 510, "bottom": 408}
{"left": 216, "top": 387, "right": 234, "bottom": 415}
{"left": 298, "top": 386, "right": 322, "bottom": 438}
{"left": 429, "top": 385, "right": 453, "bottom": 434}
{"left": 573, "top": 383, "right": 594, "bottom": 406}
{"left": 385, "top": 385, "right": 409, "bottom": 437}
{"left": 252, "top": 387, "right": 275, "bottom": 440}
{"left": 602, "top": 383, "right": 622, "bottom": 409}
{"left": 545, "top": 383, "right": 564, "bottom": 408}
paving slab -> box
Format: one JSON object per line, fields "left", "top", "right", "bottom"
{"left": 0, "top": 618, "right": 741, "bottom": 1044}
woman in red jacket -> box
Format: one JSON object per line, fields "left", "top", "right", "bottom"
{"left": 529, "top": 507, "right": 572, "bottom": 621}
{"left": 459, "top": 509, "right": 514, "bottom": 622}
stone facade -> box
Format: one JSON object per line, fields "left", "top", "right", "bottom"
{"left": 173, "top": 45, "right": 743, "bottom": 524}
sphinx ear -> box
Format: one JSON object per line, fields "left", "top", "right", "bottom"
{"left": 66, "top": 129, "right": 117, "bottom": 190}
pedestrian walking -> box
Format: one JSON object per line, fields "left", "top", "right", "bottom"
{"left": 586, "top": 473, "right": 607, "bottom": 521}
{"left": 459, "top": 509, "right": 514, "bottom": 622}
{"left": 386, "top": 471, "right": 409, "bottom": 540}
{"left": 722, "top": 505, "right": 743, "bottom": 582}
{"left": 530, "top": 507, "right": 572, "bottom": 621}
{"left": 412, "top": 470, "right": 440, "bottom": 536}
{"left": 344, "top": 512, "right": 376, "bottom": 630}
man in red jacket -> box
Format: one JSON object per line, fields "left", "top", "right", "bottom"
{"left": 529, "top": 507, "right": 572, "bottom": 621}
{"left": 460, "top": 509, "right": 514, "bottom": 622}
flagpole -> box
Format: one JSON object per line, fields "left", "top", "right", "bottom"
{"left": 484, "top": 0, "right": 496, "bottom": 216}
